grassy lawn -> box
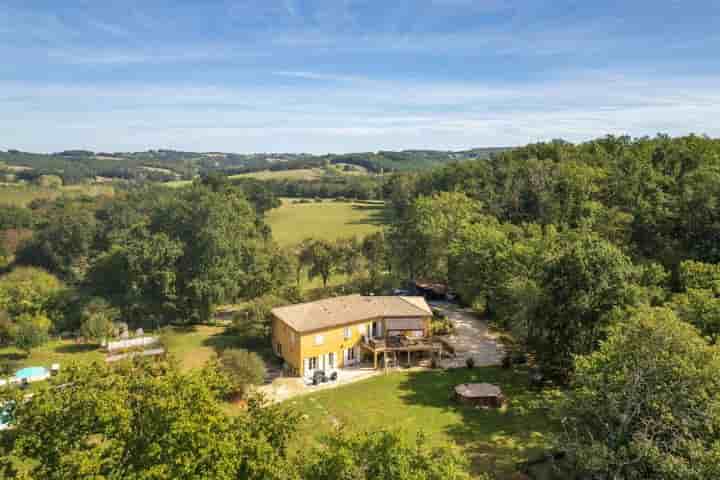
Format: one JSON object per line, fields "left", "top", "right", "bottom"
{"left": 0, "top": 340, "right": 103, "bottom": 371}
{"left": 161, "top": 325, "right": 228, "bottom": 370}
{"left": 286, "top": 366, "right": 558, "bottom": 479}
{"left": 0, "top": 184, "right": 115, "bottom": 206}
{"left": 162, "top": 179, "right": 193, "bottom": 188}
{"left": 229, "top": 168, "right": 325, "bottom": 181}
{"left": 0, "top": 325, "right": 258, "bottom": 374}
{"left": 267, "top": 198, "right": 386, "bottom": 246}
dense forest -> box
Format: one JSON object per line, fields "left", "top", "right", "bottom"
{"left": 378, "top": 134, "right": 720, "bottom": 477}
{"left": 3, "top": 134, "right": 720, "bottom": 478}
{"left": 385, "top": 134, "right": 720, "bottom": 362}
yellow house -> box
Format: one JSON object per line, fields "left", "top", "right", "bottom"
{"left": 271, "top": 294, "right": 439, "bottom": 378}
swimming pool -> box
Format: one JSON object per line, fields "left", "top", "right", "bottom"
{"left": 0, "top": 402, "right": 13, "bottom": 430}
{"left": 14, "top": 366, "right": 50, "bottom": 382}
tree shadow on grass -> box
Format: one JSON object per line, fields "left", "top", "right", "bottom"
{"left": 0, "top": 352, "right": 25, "bottom": 362}
{"left": 169, "top": 324, "right": 198, "bottom": 334}
{"left": 397, "top": 366, "right": 559, "bottom": 479}
{"left": 349, "top": 203, "right": 391, "bottom": 226}
{"left": 202, "top": 324, "right": 278, "bottom": 366}
{"left": 54, "top": 343, "right": 98, "bottom": 354}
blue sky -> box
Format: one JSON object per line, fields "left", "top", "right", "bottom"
{"left": 1, "top": 0, "right": 719, "bottom": 153}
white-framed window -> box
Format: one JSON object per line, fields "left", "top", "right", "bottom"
{"left": 328, "top": 352, "right": 335, "bottom": 368}
{"left": 343, "top": 326, "right": 352, "bottom": 339}
{"left": 347, "top": 347, "right": 356, "bottom": 361}
{"left": 308, "top": 356, "right": 318, "bottom": 370}
{"left": 314, "top": 334, "right": 324, "bottom": 345}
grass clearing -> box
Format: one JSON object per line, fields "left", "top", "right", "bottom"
{"left": 0, "top": 184, "right": 115, "bottom": 207}
{"left": 162, "top": 179, "right": 193, "bottom": 188}
{"left": 267, "top": 198, "right": 386, "bottom": 246}
{"left": 0, "top": 340, "right": 103, "bottom": 372}
{"left": 230, "top": 168, "right": 325, "bottom": 181}
{"left": 286, "top": 366, "right": 558, "bottom": 479}
{"left": 0, "top": 325, "right": 240, "bottom": 374}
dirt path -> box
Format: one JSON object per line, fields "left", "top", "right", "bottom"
{"left": 436, "top": 303, "right": 504, "bottom": 368}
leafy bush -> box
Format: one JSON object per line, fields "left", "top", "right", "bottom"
{"left": 465, "top": 357, "right": 475, "bottom": 369}
{"left": 218, "top": 348, "right": 266, "bottom": 397}
{"left": 430, "top": 318, "right": 453, "bottom": 335}
{"left": 12, "top": 313, "right": 51, "bottom": 353}
{"left": 80, "top": 297, "right": 118, "bottom": 343}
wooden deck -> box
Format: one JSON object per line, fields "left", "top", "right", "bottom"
{"left": 361, "top": 337, "right": 443, "bottom": 353}
{"left": 360, "top": 337, "right": 444, "bottom": 369}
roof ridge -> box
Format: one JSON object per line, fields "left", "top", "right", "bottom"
{"left": 272, "top": 295, "right": 431, "bottom": 333}
{"left": 272, "top": 293, "right": 360, "bottom": 311}
{"left": 397, "top": 295, "right": 433, "bottom": 314}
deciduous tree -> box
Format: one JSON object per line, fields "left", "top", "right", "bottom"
{"left": 560, "top": 306, "right": 720, "bottom": 479}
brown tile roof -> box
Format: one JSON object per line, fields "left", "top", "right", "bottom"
{"left": 271, "top": 294, "right": 432, "bottom": 333}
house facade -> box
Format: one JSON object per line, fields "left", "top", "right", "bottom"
{"left": 271, "top": 294, "right": 437, "bottom": 377}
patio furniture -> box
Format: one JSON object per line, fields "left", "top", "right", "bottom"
{"left": 312, "top": 370, "right": 327, "bottom": 385}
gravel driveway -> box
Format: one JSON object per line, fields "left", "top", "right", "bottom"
{"left": 433, "top": 302, "right": 504, "bottom": 368}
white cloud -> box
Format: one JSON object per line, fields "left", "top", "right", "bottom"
{"left": 1, "top": 71, "right": 719, "bottom": 153}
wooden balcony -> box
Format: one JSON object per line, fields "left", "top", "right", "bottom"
{"left": 360, "top": 336, "right": 444, "bottom": 369}
{"left": 362, "top": 336, "right": 443, "bottom": 353}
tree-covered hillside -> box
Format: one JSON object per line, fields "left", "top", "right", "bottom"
{"left": 0, "top": 146, "right": 509, "bottom": 185}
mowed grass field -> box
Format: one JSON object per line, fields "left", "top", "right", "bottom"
{"left": 287, "top": 367, "right": 559, "bottom": 480}
{"left": 267, "top": 198, "right": 386, "bottom": 246}
{"left": 0, "top": 326, "right": 236, "bottom": 374}
{"left": 231, "top": 164, "right": 370, "bottom": 181}
{"left": 0, "top": 184, "right": 115, "bottom": 206}
{"left": 230, "top": 168, "right": 324, "bottom": 181}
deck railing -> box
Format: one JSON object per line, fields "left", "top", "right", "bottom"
{"left": 361, "top": 336, "right": 442, "bottom": 353}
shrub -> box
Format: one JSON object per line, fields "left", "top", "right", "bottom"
{"left": 12, "top": 313, "right": 51, "bottom": 353}
{"left": 80, "top": 297, "right": 118, "bottom": 343}
{"left": 465, "top": 357, "right": 475, "bottom": 369}
{"left": 501, "top": 354, "right": 512, "bottom": 369}
{"left": 430, "top": 318, "right": 453, "bottom": 335}
{"left": 218, "top": 348, "right": 266, "bottom": 398}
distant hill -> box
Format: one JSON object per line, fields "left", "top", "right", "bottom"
{"left": 0, "top": 146, "right": 512, "bottom": 185}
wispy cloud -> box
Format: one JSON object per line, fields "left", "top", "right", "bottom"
{"left": 87, "top": 19, "right": 133, "bottom": 37}
{"left": 272, "top": 70, "right": 368, "bottom": 83}
{"left": 43, "top": 45, "right": 264, "bottom": 65}
{"left": 2, "top": 71, "right": 719, "bottom": 153}
{"left": 1, "top": 1, "right": 719, "bottom": 152}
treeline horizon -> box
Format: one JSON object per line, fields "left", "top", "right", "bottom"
{"left": 0, "top": 145, "right": 510, "bottom": 185}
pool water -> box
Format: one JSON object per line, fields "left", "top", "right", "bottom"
{"left": 14, "top": 366, "right": 49, "bottom": 380}
{"left": 0, "top": 402, "right": 13, "bottom": 429}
